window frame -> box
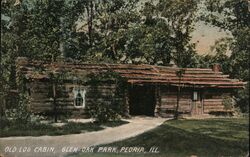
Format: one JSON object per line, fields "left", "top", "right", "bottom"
{"left": 193, "top": 91, "right": 198, "bottom": 101}
{"left": 73, "top": 88, "right": 86, "bottom": 108}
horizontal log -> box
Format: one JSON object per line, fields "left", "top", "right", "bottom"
{"left": 160, "top": 106, "right": 191, "bottom": 110}
{"left": 159, "top": 91, "right": 191, "bottom": 94}
{"left": 204, "top": 108, "right": 230, "bottom": 111}
{"left": 122, "top": 74, "right": 231, "bottom": 82}
{"left": 204, "top": 109, "right": 232, "bottom": 113}
{"left": 31, "top": 106, "right": 87, "bottom": 112}
{"left": 161, "top": 104, "right": 190, "bottom": 107}
{"left": 128, "top": 80, "right": 243, "bottom": 86}
{"left": 31, "top": 102, "right": 75, "bottom": 107}
{"left": 161, "top": 103, "right": 191, "bottom": 106}
{"left": 116, "top": 70, "right": 230, "bottom": 78}
{"left": 162, "top": 105, "right": 191, "bottom": 108}
{"left": 31, "top": 94, "right": 50, "bottom": 99}
{"left": 31, "top": 85, "right": 117, "bottom": 91}
{"left": 31, "top": 106, "right": 52, "bottom": 111}
{"left": 87, "top": 91, "right": 117, "bottom": 95}
{"left": 161, "top": 96, "right": 191, "bottom": 99}
{"left": 31, "top": 98, "right": 73, "bottom": 103}
{"left": 204, "top": 103, "right": 223, "bottom": 106}
{"left": 204, "top": 106, "right": 225, "bottom": 109}
{"left": 204, "top": 99, "right": 223, "bottom": 102}
{"left": 161, "top": 98, "right": 191, "bottom": 102}
{"left": 31, "top": 103, "right": 52, "bottom": 107}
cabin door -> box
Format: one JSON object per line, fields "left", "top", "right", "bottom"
{"left": 191, "top": 91, "right": 203, "bottom": 115}
{"left": 129, "top": 85, "right": 156, "bottom": 116}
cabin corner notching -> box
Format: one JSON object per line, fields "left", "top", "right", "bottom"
{"left": 15, "top": 57, "right": 245, "bottom": 118}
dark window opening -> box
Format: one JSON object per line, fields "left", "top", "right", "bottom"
{"left": 75, "top": 91, "right": 83, "bottom": 107}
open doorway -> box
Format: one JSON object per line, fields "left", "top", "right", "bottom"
{"left": 129, "top": 85, "right": 156, "bottom": 116}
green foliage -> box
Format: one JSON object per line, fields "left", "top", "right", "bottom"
{"left": 86, "top": 100, "right": 121, "bottom": 123}
{"left": 0, "top": 120, "right": 104, "bottom": 137}
{"left": 1, "top": 0, "right": 248, "bottom": 118}
{"left": 176, "top": 69, "right": 186, "bottom": 78}
{"left": 86, "top": 70, "right": 125, "bottom": 85}
{"left": 5, "top": 93, "right": 31, "bottom": 124}
{"left": 47, "top": 70, "right": 68, "bottom": 122}
{"left": 86, "top": 71, "right": 127, "bottom": 123}
{"left": 0, "top": 0, "right": 78, "bottom": 116}
{"left": 67, "top": 0, "right": 199, "bottom": 66}
{"left": 1, "top": 0, "right": 201, "bottom": 100}
{"left": 222, "top": 96, "right": 233, "bottom": 111}
{"left": 234, "top": 83, "right": 249, "bottom": 113}
{"left": 73, "top": 118, "right": 249, "bottom": 157}
{"left": 201, "top": 0, "right": 249, "bottom": 112}
{"left": 200, "top": 39, "right": 232, "bottom": 74}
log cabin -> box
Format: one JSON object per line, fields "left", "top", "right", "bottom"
{"left": 15, "top": 57, "right": 245, "bottom": 118}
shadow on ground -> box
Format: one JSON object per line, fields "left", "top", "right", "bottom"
{"left": 70, "top": 118, "right": 249, "bottom": 157}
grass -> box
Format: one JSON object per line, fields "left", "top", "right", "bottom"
{"left": 71, "top": 118, "right": 249, "bottom": 157}
{"left": 0, "top": 119, "right": 128, "bottom": 137}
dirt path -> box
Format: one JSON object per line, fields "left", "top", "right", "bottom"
{"left": 0, "top": 117, "right": 167, "bottom": 157}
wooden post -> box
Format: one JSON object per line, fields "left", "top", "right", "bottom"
{"left": 53, "top": 82, "right": 58, "bottom": 123}
{"left": 154, "top": 85, "right": 161, "bottom": 117}
{"left": 124, "top": 86, "right": 130, "bottom": 118}
{"left": 174, "top": 85, "right": 180, "bottom": 119}
{"left": 201, "top": 90, "right": 204, "bottom": 115}
{"left": 174, "top": 69, "right": 185, "bottom": 119}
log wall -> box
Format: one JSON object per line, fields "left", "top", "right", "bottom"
{"left": 28, "top": 81, "right": 124, "bottom": 117}
{"left": 203, "top": 90, "right": 232, "bottom": 114}
{"left": 28, "top": 81, "right": 233, "bottom": 118}
{"left": 157, "top": 86, "right": 233, "bottom": 117}
{"left": 158, "top": 86, "right": 192, "bottom": 117}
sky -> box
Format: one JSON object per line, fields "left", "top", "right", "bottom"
{"left": 191, "top": 21, "right": 231, "bottom": 55}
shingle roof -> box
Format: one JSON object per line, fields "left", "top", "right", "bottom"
{"left": 16, "top": 57, "right": 245, "bottom": 88}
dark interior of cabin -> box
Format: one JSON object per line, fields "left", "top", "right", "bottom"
{"left": 128, "top": 85, "right": 156, "bottom": 116}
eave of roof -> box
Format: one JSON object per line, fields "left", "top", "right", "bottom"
{"left": 16, "top": 57, "right": 246, "bottom": 89}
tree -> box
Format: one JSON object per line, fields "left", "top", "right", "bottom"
{"left": 48, "top": 69, "right": 66, "bottom": 123}
{"left": 1, "top": 0, "right": 204, "bottom": 119}
{"left": 174, "top": 69, "right": 185, "bottom": 119}
{"left": 1, "top": 0, "right": 84, "bottom": 119}
{"left": 71, "top": 0, "right": 200, "bottom": 66}
{"left": 202, "top": 0, "right": 249, "bottom": 112}
{"left": 1, "top": 0, "right": 26, "bottom": 116}
{"left": 156, "top": 0, "right": 200, "bottom": 67}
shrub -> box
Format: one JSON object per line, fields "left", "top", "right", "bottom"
{"left": 85, "top": 71, "right": 126, "bottom": 123}
{"left": 5, "top": 93, "right": 31, "bottom": 124}
{"left": 222, "top": 96, "right": 233, "bottom": 111}
{"left": 234, "top": 83, "right": 249, "bottom": 113}
{"left": 86, "top": 100, "right": 121, "bottom": 123}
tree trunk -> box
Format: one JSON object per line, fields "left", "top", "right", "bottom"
{"left": 174, "top": 85, "right": 180, "bottom": 119}
{"left": 53, "top": 82, "right": 57, "bottom": 123}
{"left": 86, "top": 1, "right": 94, "bottom": 46}
{"left": 124, "top": 86, "right": 130, "bottom": 118}
{"left": 0, "top": 96, "right": 6, "bottom": 118}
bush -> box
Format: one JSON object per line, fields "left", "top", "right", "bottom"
{"left": 222, "top": 96, "right": 233, "bottom": 111}
{"left": 85, "top": 71, "right": 126, "bottom": 123}
{"left": 234, "top": 83, "right": 249, "bottom": 113}
{"left": 5, "top": 93, "right": 32, "bottom": 124}
{"left": 86, "top": 100, "right": 122, "bottom": 123}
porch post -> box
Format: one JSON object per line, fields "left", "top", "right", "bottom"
{"left": 154, "top": 84, "right": 161, "bottom": 117}
{"left": 201, "top": 89, "right": 204, "bottom": 115}
{"left": 124, "top": 85, "right": 130, "bottom": 118}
